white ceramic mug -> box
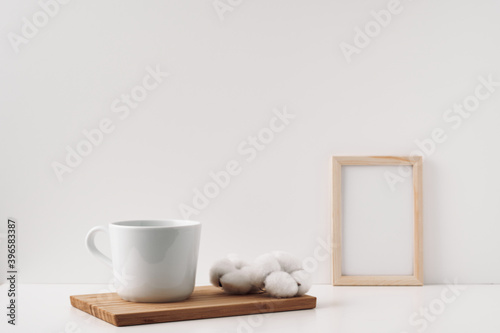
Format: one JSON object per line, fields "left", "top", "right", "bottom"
{"left": 86, "top": 220, "right": 201, "bottom": 302}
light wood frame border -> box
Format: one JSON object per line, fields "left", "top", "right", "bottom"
{"left": 331, "top": 156, "right": 423, "bottom": 286}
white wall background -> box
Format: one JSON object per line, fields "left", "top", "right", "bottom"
{"left": 1, "top": 0, "right": 499, "bottom": 285}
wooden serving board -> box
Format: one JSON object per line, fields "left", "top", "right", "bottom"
{"left": 70, "top": 286, "right": 316, "bottom": 327}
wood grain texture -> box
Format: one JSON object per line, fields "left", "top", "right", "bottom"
{"left": 331, "top": 156, "right": 424, "bottom": 286}
{"left": 70, "top": 286, "right": 317, "bottom": 327}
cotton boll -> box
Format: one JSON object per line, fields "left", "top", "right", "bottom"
{"left": 220, "top": 268, "right": 254, "bottom": 294}
{"left": 239, "top": 265, "right": 262, "bottom": 294}
{"left": 254, "top": 253, "right": 281, "bottom": 269}
{"left": 210, "top": 252, "right": 310, "bottom": 297}
{"left": 210, "top": 257, "right": 256, "bottom": 294}
{"left": 251, "top": 253, "right": 281, "bottom": 289}
{"left": 264, "top": 271, "right": 299, "bottom": 298}
{"left": 272, "top": 251, "right": 303, "bottom": 273}
{"left": 291, "top": 270, "right": 312, "bottom": 296}
{"left": 226, "top": 254, "right": 250, "bottom": 269}
{"left": 209, "top": 258, "right": 239, "bottom": 288}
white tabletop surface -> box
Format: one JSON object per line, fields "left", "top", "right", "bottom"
{"left": 0, "top": 283, "right": 498, "bottom": 332}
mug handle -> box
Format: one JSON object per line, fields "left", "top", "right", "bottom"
{"left": 85, "top": 225, "right": 112, "bottom": 268}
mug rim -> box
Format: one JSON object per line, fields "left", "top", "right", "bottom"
{"left": 109, "top": 219, "right": 201, "bottom": 229}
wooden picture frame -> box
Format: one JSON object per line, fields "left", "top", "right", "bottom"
{"left": 331, "top": 156, "right": 423, "bottom": 286}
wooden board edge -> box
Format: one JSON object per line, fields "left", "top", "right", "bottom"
{"left": 70, "top": 293, "right": 316, "bottom": 327}
{"left": 114, "top": 296, "right": 317, "bottom": 326}
{"left": 70, "top": 296, "right": 92, "bottom": 315}
{"left": 70, "top": 295, "right": 119, "bottom": 326}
